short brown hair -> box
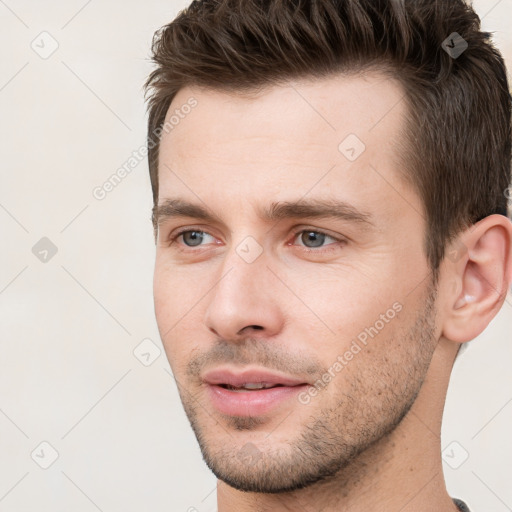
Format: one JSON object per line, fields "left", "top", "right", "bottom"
{"left": 144, "top": 0, "right": 511, "bottom": 274}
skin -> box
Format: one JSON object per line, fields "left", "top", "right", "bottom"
{"left": 152, "top": 72, "right": 512, "bottom": 512}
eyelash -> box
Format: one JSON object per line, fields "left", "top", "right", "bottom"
{"left": 167, "top": 227, "right": 346, "bottom": 253}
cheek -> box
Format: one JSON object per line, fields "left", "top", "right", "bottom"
{"left": 153, "top": 257, "right": 198, "bottom": 320}
{"left": 316, "top": 306, "right": 421, "bottom": 412}
{"left": 153, "top": 293, "right": 192, "bottom": 375}
{"left": 153, "top": 261, "right": 208, "bottom": 367}
{"left": 153, "top": 268, "right": 176, "bottom": 329}
{"left": 154, "top": 264, "right": 189, "bottom": 346}
{"left": 281, "top": 263, "right": 404, "bottom": 346}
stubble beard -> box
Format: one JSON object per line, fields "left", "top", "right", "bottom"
{"left": 176, "top": 284, "right": 438, "bottom": 494}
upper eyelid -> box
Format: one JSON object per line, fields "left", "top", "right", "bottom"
{"left": 171, "top": 226, "right": 214, "bottom": 238}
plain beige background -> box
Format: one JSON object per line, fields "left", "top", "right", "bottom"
{"left": 0, "top": 1, "right": 511, "bottom": 510}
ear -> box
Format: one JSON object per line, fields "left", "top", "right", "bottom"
{"left": 441, "top": 214, "right": 512, "bottom": 343}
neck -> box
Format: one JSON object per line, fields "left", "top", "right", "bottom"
{"left": 217, "top": 337, "right": 461, "bottom": 512}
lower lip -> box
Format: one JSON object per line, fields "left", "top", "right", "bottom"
{"left": 206, "top": 384, "right": 309, "bottom": 417}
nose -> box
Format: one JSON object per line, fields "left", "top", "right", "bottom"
{"left": 203, "top": 247, "right": 284, "bottom": 342}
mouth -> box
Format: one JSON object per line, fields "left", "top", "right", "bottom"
{"left": 203, "top": 368, "right": 310, "bottom": 387}
{"left": 218, "top": 382, "right": 287, "bottom": 391}
{"left": 202, "top": 368, "right": 311, "bottom": 417}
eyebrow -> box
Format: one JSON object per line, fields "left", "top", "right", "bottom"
{"left": 153, "top": 198, "right": 374, "bottom": 229}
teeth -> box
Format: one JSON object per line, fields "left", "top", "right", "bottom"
{"left": 243, "top": 383, "right": 268, "bottom": 390}
{"left": 225, "top": 382, "right": 278, "bottom": 390}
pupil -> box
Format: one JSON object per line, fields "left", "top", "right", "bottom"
{"left": 183, "top": 231, "right": 203, "bottom": 246}
{"left": 302, "top": 231, "right": 325, "bottom": 247}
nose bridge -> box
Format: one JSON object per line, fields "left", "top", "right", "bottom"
{"left": 217, "top": 233, "right": 269, "bottom": 294}
{"left": 204, "top": 238, "right": 282, "bottom": 338}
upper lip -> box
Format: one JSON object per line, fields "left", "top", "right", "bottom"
{"left": 202, "top": 368, "right": 309, "bottom": 387}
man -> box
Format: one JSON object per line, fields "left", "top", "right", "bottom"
{"left": 144, "top": 0, "right": 511, "bottom": 510}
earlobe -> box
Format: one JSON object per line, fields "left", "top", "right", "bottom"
{"left": 441, "top": 215, "right": 512, "bottom": 343}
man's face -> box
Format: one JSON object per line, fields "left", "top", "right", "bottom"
{"left": 153, "top": 73, "right": 441, "bottom": 492}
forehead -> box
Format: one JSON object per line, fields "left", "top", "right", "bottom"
{"left": 157, "top": 72, "right": 415, "bottom": 220}
{"left": 164, "top": 72, "right": 405, "bottom": 146}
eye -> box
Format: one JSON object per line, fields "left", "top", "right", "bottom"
{"left": 176, "top": 230, "right": 216, "bottom": 247}
{"left": 167, "top": 227, "right": 343, "bottom": 253}
{"left": 293, "top": 230, "right": 339, "bottom": 248}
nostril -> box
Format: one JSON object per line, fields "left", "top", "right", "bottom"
{"left": 236, "top": 324, "right": 265, "bottom": 336}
